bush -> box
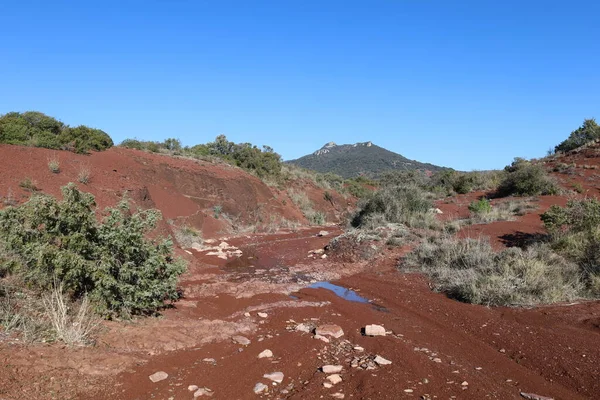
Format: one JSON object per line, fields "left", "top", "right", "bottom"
{"left": 555, "top": 118, "right": 600, "bottom": 153}
{"left": 0, "top": 111, "right": 113, "bottom": 153}
{"left": 496, "top": 158, "right": 559, "bottom": 197}
{"left": 351, "top": 185, "right": 437, "bottom": 229}
{"left": 468, "top": 198, "right": 492, "bottom": 214}
{"left": 401, "top": 236, "right": 582, "bottom": 306}
{"left": 0, "top": 184, "right": 185, "bottom": 318}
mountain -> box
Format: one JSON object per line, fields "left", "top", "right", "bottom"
{"left": 287, "top": 141, "right": 446, "bottom": 178}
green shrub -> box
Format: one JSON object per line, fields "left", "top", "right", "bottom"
{"left": 0, "top": 111, "right": 113, "bottom": 153}
{"left": 401, "top": 236, "right": 582, "bottom": 306}
{"left": 555, "top": 118, "right": 600, "bottom": 153}
{"left": 497, "top": 158, "right": 559, "bottom": 197}
{"left": 468, "top": 198, "right": 492, "bottom": 214}
{"left": 0, "top": 184, "right": 185, "bottom": 318}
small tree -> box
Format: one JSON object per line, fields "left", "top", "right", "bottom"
{"left": 555, "top": 118, "right": 600, "bottom": 153}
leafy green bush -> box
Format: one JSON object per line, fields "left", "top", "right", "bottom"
{"left": 0, "top": 184, "right": 185, "bottom": 318}
{"left": 401, "top": 236, "right": 582, "bottom": 306}
{"left": 0, "top": 111, "right": 113, "bottom": 153}
{"left": 555, "top": 118, "right": 600, "bottom": 153}
{"left": 351, "top": 185, "right": 437, "bottom": 229}
{"left": 468, "top": 198, "right": 492, "bottom": 214}
{"left": 496, "top": 158, "right": 559, "bottom": 197}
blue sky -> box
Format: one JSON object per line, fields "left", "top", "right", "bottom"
{"left": 1, "top": 1, "right": 599, "bottom": 170}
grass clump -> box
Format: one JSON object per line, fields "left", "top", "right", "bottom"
{"left": 77, "top": 165, "right": 91, "bottom": 184}
{"left": 48, "top": 154, "right": 60, "bottom": 173}
{"left": 0, "top": 184, "right": 186, "bottom": 318}
{"left": 351, "top": 185, "right": 438, "bottom": 230}
{"left": 465, "top": 199, "right": 536, "bottom": 224}
{"left": 496, "top": 158, "right": 559, "bottom": 197}
{"left": 401, "top": 236, "right": 582, "bottom": 306}
{"left": 19, "top": 178, "right": 39, "bottom": 192}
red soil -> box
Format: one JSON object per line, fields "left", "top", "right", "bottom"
{"left": 0, "top": 145, "right": 599, "bottom": 400}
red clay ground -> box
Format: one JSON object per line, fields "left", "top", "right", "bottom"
{"left": 1, "top": 145, "right": 599, "bottom": 400}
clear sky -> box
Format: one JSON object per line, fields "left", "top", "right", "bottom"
{"left": 1, "top": 1, "right": 599, "bottom": 170}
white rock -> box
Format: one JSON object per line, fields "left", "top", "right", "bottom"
{"left": 314, "top": 334, "right": 330, "bottom": 343}
{"left": 327, "top": 374, "right": 342, "bottom": 385}
{"left": 321, "top": 254, "right": 328, "bottom": 259}
{"left": 244, "top": 312, "right": 251, "bottom": 317}
{"left": 263, "top": 372, "right": 284, "bottom": 384}
{"left": 364, "top": 324, "right": 386, "bottom": 336}
{"left": 295, "top": 323, "right": 311, "bottom": 333}
{"left": 331, "top": 394, "right": 345, "bottom": 399}
{"left": 318, "top": 230, "right": 329, "bottom": 237}
{"left": 322, "top": 365, "right": 343, "bottom": 374}
{"left": 194, "top": 387, "right": 213, "bottom": 397}
{"left": 323, "top": 382, "right": 333, "bottom": 388}
{"left": 188, "top": 385, "right": 199, "bottom": 391}
{"left": 258, "top": 349, "right": 273, "bottom": 358}
{"left": 232, "top": 335, "right": 251, "bottom": 345}
{"left": 374, "top": 355, "right": 392, "bottom": 365}
{"left": 315, "top": 324, "right": 344, "bottom": 338}
{"left": 258, "top": 312, "right": 268, "bottom": 318}
{"left": 253, "top": 382, "right": 268, "bottom": 394}
{"left": 149, "top": 371, "right": 168, "bottom": 382}
{"left": 353, "top": 346, "right": 364, "bottom": 352}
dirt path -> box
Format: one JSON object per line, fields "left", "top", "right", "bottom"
{"left": 64, "top": 227, "right": 599, "bottom": 400}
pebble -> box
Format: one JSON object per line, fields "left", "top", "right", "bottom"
{"left": 258, "top": 312, "right": 268, "bottom": 318}
{"left": 461, "top": 381, "right": 469, "bottom": 386}
{"left": 404, "top": 389, "right": 413, "bottom": 393}
{"left": 331, "top": 394, "right": 345, "bottom": 399}
{"left": 374, "top": 355, "right": 392, "bottom": 365}
{"left": 295, "top": 323, "right": 311, "bottom": 333}
{"left": 315, "top": 324, "right": 344, "bottom": 339}
{"left": 327, "top": 374, "right": 342, "bottom": 385}
{"left": 364, "top": 324, "right": 386, "bottom": 336}
{"left": 253, "top": 382, "right": 268, "bottom": 394}
{"left": 324, "top": 382, "right": 333, "bottom": 388}
{"left": 432, "top": 358, "right": 442, "bottom": 363}
{"left": 322, "top": 365, "right": 344, "bottom": 374}
{"left": 149, "top": 371, "right": 168, "bottom": 383}
{"left": 232, "top": 335, "right": 251, "bottom": 345}
{"left": 520, "top": 393, "right": 554, "bottom": 400}
{"left": 258, "top": 349, "right": 273, "bottom": 358}
{"left": 202, "top": 358, "right": 216, "bottom": 364}
{"left": 194, "top": 387, "right": 213, "bottom": 397}
{"left": 188, "top": 385, "right": 199, "bottom": 391}
{"left": 314, "top": 334, "right": 330, "bottom": 343}
{"left": 263, "top": 372, "right": 284, "bottom": 384}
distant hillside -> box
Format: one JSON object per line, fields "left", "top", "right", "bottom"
{"left": 287, "top": 141, "right": 446, "bottom": 178}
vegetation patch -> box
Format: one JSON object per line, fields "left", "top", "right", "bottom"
{"left": 401, "top": 236, "right": 582, "bottom": 306}
{"left": 555, "top": 118, "right": 600, "bottom": 153}
{"left": 0, "top": 184, "right": 186, "bottom": 319}
{"left": 496, "top": 158, "right": 559, "bottom": 197}
{"left": 0, "top": 111, "right": 113, "bottom": 154}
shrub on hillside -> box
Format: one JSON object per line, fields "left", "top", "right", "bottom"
{"left": 0, "top": 111, "right": 113, "bottom": 153}
{"left": 0, "top": 184, "right": 185, "bottom": 318}
{"left": 351, "top": 185, "right": 437, "bottom": 229}
{"left": 541, "top": 199, "right": 600, "bottom": 295}
{"left": 401, "top": 236, "right": 582, "bottom": 306}
{"left": 555, "top": 118, "right": 600, "bottom": 153}
{"left": 496, "top": 158, "right": 559, "bottom": 197}
{"left": 468, "top": 198, "right": 492, "bottom": 214}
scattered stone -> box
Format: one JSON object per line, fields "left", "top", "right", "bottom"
{"left": 428, "top": 208, "right": 444, "bottom": 214}
{"left": 461, "top": 381, "right": 469, "bottom": 386}
{"left": 295, "top": 323, "right": 311, "bottom": 333}
{"left": 331, "top": 393, "right": 345, "bottom": 399}
{"left": 263, "top": 372, "right": 284, "bottom": 384}
{"left": 499, "top": 348, "right": 506, "bottom": 353}
{"left": 258, "top": 312, "right": 268, "bottom": 318}
{"left": 364, "top": 324, "right": 386, "bottom": 336}
{"left": 316, "top": 324, "right": 344, "bottom": 338}
{"left": 321, "top": 254, "right": 328, "bottom": 259}
{"left": 232, "top": 335, "right": 251, "bottom": 346}
{"left": 353, "top": 346, "right": 364, "bottom": 352}
{"left": 244, "top": 312, "right": 251, "bottom": 317}
{"left": 374, "top": 355, "right": 392, "bottom": 365}
{"left": 404, "top": 389, "right": 414, "bottom": 393}
{"left": 253, "top": 382, "right": 268, "bottom": 394}
{"left": 194, "top": 387, "right": 214, "bottom": 397}
{"left": 258, "top": 349, "right": 273, "bottom": 358}
{"left": 327, "top": 374, "right": 342, "bottom": 385}
{"left": 318, "top": 230, "right": 329, "bottom": 237}
{"left": 323, "top": 382, "right": 333, "bottom": 388}
{"left": 422, "top": 378, "right": 429, "bottom": 384}
{"left": 313, "top": 249, "right": 325, "bottom": 255}
{"left": 149, "top": 371, "right": 168, "bottom": 383}
{"left": 314, "top": 334, "right": 330, "bottom": 343}
{"left": 202, "top": 358, "right": 216, "bottom": 364}
{"left": 432, "top": 358, "right": 442, "bottom": 363}
{"left": 188, "top": 385, "right": 199, "bottom": 392}
{"left": 520, "top": 393, "right": 554, "bottom": 400}
{"left": 322, "top": 365, "right": 344, "bottom": 374}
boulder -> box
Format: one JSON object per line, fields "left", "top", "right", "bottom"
{"left": 316, "top": 324, "right": 344, "bottom": 338}
{"left": 364, "top": 324, "right": 386, "bottom": 336}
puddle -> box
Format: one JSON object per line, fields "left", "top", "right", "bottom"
{"left": 307, "top": 281, "right": 369, "bottom": 303}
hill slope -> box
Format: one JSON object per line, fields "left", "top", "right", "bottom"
{"left": 287, "top": 141, "right": 446, "bottom": 178}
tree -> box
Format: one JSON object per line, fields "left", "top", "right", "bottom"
{"left": 555, "top": 119, "right": 600, "bottom": 153}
